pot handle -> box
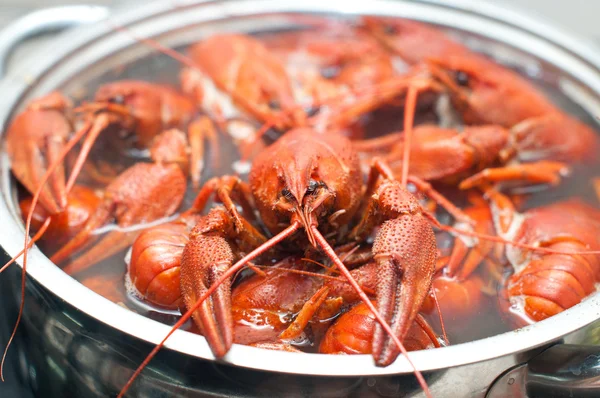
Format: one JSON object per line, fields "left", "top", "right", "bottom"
{"left": 486, "top": 343, "right": 600, "bottom": 397}
{"left": 526, "top": 344, "right": 600, "bottom": 397}
{"left": 0, "top": 5, "right": 110, "bottom": 77}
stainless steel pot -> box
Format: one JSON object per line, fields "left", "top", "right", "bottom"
{"left": 2, "top": 1, "right": 600, "bottom": 397}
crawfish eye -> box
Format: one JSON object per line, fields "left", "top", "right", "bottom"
{"left": 320, "top": 66, "right": 340, "bottom": 80}
{"left": 383, "top": 24, "right": 398, "bottom": 34}
{"left": 268, "top": 99, "right": 280, "bottom": 110}
{"left": 305, "top": 106, "right": 320, "bottom": 117}
{"left": 307, "top": 179, "right": 319, "bottom": 194}
{"left": 281, "top": 188, "right": 293, "bottom": 199}
{"left": 109, "top": 95, "right": 125, "bottom": 105}
{"left": 454, "top": 71, "right": 470, "bottom": 87}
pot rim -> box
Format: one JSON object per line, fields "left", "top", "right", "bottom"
{"left": 2, "top": 0, "right": 600, "bottom": 377}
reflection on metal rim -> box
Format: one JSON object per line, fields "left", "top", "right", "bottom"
{"left": 1, "top": 0, "right": 600, "bottom": 377}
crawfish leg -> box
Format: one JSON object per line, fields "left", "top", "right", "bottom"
{"left": 459, "top": 161, "right": 570, "bottom": 190}
{"left": 65, "top": 115, "right": 111, "bottom": 193}
{"left": 441, "top": 188, "right": 515, "bottom": 280}
{"left": 190, "top": 176, "right": 256, "bottom": 225}
{"left": 213, "top": 177, "right": 264, "bottom": 250}
{"left": 188, "top": 116, "right": 219, "bottom": 189}
{"left": 485, "top": 188, "right": 517, "bottom": 235}
{"left": 445, "top": 204, "right": 497, "bottom": 279}
{"left": 279, "top": 286, "right": 331, "bottom": 340}
{"left": 352, "top": 132, "right": 403, "bottom": 154}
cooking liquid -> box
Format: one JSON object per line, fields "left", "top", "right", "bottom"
{"left": 14, "top": 27, "right": 600, "bottom": 353}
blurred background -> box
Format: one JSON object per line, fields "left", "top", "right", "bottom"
{"left": 0, "top": 1, "right": 596, "bottom": 78}
{"left": 0, "top": 0, "right": 596, "bottom": 38}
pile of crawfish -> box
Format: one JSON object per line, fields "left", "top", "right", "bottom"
{"left": 6, "top": 16, "right": 600, "bottom": 396}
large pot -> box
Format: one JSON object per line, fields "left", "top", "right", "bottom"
{"left": 2, "top": 1, "right": 600, "bottom": 397}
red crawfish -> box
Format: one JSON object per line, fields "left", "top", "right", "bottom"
{"left": 354, "top": 123, "right": 573, "bottom": 191}
{"left": 488, "top": 193, "right": 600, "bottom": 323}
{"left": 77, "top": 80, "right": 218, "bottom": 188}
{"left": 119, "top": 127, "right": 482, "bottom": 397}
{"left": 180, "top": 33, "right": 304, "bottom": 129}
{"left": 47, "top": 129, "right": 189, "bottom": 276}
{"left": 262, "top": 25, "right": 395, "bottom": 108}
{"left": 127, "top": 214, "right": 202, "bottom": 309}
{"left": 355, "top": 17, "right": 599, "bottom": 190}
{"left": 175, "top": 127, "right": 467, "bottom": 368}
{"left": 6, "top": 92, "right": 76, "bottom": 214}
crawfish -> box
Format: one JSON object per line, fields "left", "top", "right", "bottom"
{"left": 168, "top": 126, "right": 481, "bottom": 374}
{"left": 355, "top": 18, "right": 599, "bottom": 190}
{"left": 46, "top": 129, "right": 188, "bottom": 275}
{"left": 6, "top": 92, "right": 76, "bottom": 214}
{"left": 126, "top": 170, "right": 261, "bottom": 310}
{"left": 262, "top": 25, "right": 395, "bottom": 108}
{"left": 127, "top": 214, "right": 201, "bottom": 309}
{"left": 77, "top": 80, "right": 217, "bottom": 187}
{"left": 354, "top": 123, "right": 571, "bottom": 191}
{"left": 486, "top": 193, "right": 600, "bottom": 323}
{"left": 181, "top": 33, "right": 304, "bottom": 129}
{"left": 7, "top": 81, "right": 213, "bottom": 218}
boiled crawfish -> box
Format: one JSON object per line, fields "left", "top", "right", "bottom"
{"left": 181, "top": 33, "right": 304, "bottom": 129}
{"left": 354, "top": 17, "right": 599, "bottom": 190}
{"left": 120, "top": 125, "right": 470, "bottom": 389}
{"left": 127, "top": 214, "right": 202, "bottom": 309}
{"left": 77, "top": 80, "right": 217, "bottom": 187}
{"left": 488, "top": 193, "right": 600, "bottom": 323}
{"left": 262, "top": 25, "right": 395, "bottom": 107}
{"left": 45, "top": 129, "right": 188, "bottom": 275}
{"left": 7, "top": 80, "right": 214, "bottom": 213}
{"left": 6, "top": 92, "right": 76, "bottom": 214}
{"left": 176, "top": 126, "right": 450, "bottom": 368}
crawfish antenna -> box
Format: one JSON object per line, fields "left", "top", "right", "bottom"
{"left": 117, "top": 222, "right": 301, "bottom": 397}
{"left": 109, "top": 21, "right": 200, "bottom": 70}
{"left": 0, "top": 218, "right": 51, "bottom": 274}
{"left": 430, "top": 216, "right": 600, "bottom": 256}
{"left": 401, "top": 85, "right": 419, "bottom": 187}
{"left": 310, "top": 226, "right": 432, "bottom": 398}
{"left": 430, "top": 288, "right": 449, "bottom": 345}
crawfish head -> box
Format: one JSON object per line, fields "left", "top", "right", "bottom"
{"left": 89, "top": 80, "right": 196, "bottom": 147}
{"left": 248, "top": 128, "right": 362, "bottom": 247}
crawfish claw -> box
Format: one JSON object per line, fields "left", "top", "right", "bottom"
{"left": 371, "top": 216, "right": 436, "bottom": 366}
{"left": 181, "top": 234, "right": 234, "bottom": 358}
{"left": 7, "top": 116, "right": 70, "bottom": 214}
